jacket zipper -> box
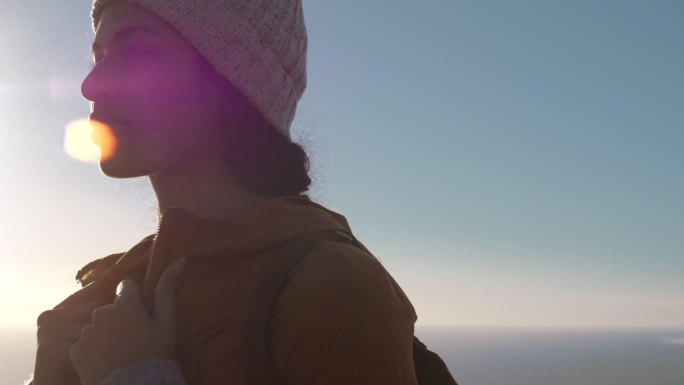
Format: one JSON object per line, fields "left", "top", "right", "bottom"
{"left": 143, "top": 205, "right": 175, "bottom": 302}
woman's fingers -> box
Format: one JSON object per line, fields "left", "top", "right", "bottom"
{"left": 34, "top": 307, "right": 97, "bottom": 385}
{"left": 37, "top": 322, "right": 89, "bottom": 342}
{"left": 34, "top": 284, "right": 102, "bottom": 385}
{"left": 37, "top": 301, "right": 98, "bottom": 326}
{"left": 153, "top": 258, "right": 186, "bottom": 337}
{"left": 68, "top": 266, "right": 186, "bottom": 385}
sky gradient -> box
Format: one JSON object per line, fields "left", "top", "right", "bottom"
{"left": 1, "top": 0, "right": 682, "bottom": 328}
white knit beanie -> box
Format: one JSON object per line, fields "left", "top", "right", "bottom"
{"left": 91, "top": 0, "right": 307, "bottom": 138}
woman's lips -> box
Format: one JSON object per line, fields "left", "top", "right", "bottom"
{"left": 88, "top": 113, "right": 122, "bottom": 158}
{"left": 89, "top": 112, "right": 126, "bottom": 128}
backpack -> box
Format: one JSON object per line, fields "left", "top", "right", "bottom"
{"left": 245, "top": 230, "right": 459, "bottom": 385}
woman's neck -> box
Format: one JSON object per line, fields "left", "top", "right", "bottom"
{"left": 148, "top": 158, "right": 265, "bottom": 220}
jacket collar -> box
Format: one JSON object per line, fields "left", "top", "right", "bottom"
{"left": 78, "top": 195, "right": 352, "bottom": 288}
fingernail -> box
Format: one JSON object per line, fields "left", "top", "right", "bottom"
{"left": 116, "top": 281, "right": 124, "bottom": 296}
{"left": 116, "top": 279, "right": 133, "bottom": 296}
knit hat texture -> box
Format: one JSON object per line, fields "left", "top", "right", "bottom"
{"left": 91, "top": 0, "right": 307, "bottom": 138}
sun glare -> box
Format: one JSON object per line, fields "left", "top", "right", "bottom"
{"left": 64, "top": 118, "right": 117, "bottom": 163}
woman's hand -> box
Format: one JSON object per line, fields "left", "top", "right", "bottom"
{"left": 69, "top": 259, "right": 186, "bottom": 385}
{"left": 33, "top": 282, "right": 101, "bottom": 385}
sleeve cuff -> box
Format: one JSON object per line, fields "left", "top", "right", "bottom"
{"left": 101, "top": 359, "right": 187, "bottom": 385}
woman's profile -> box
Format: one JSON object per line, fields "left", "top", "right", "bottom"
{"left": 30, "top": 1, "right": 454, "bottom": 385}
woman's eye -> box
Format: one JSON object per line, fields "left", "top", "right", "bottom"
{"left": 126, "top": 44, "right": 155, "bottom": 60}
{"left": 85, "top": 45, "right": 156, "bottom": 69}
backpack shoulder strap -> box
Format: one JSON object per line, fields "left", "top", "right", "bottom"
{"left": 245, "top": 230, "right": 353, "bottom": 385}
{"left": 413, "top": 337, "right": 459, "bottom": 385}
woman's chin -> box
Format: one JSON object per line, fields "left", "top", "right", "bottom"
{"left": 99, "top": 157, "right": 151, "bottom": 179}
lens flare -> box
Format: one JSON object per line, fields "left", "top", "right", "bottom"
{"left": 64, "top": 118, "right": 117, "bottom": 163}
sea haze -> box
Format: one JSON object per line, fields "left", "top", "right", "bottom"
{"left": 416, "top": 326, "right": 684, "bottom": 385}
{"left": 3, "top": 326, "right": 684, "bottom": 385}
{"left": 1, "top": 326, "right": 36, "bottom": 385}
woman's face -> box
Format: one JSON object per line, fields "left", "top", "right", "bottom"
{"left": 82, "top": 3, "right": 229, "bottom": 178}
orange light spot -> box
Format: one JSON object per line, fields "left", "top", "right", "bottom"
{"left": 64, "top": 118, "right": 118, "bottom": 163}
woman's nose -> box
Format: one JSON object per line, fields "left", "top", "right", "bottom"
{"left": 81, "top": 61, "right": 111, "bottom": 103}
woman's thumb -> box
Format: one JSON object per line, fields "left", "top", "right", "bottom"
{"left": 153, "top": 258, "right": 187, "bottom": 337}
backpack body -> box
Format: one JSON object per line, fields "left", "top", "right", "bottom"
{"left": 246, "top": 230, "right": 459, "bottom": 385}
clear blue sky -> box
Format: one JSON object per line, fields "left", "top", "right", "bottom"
{"left": 0, "top": 0, "right": 682, "bottom": 328}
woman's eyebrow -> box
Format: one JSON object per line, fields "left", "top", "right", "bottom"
{"left": 91, "top": 25, "right": 162, "bottom": 54}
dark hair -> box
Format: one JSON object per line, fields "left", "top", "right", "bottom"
{"left": 223, "top": 102, "right": 312, "bottom": 198}
{"left": 195, "top": 55, "right": 311, "bottom": 198}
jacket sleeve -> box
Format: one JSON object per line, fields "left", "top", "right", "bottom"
{"left": 270, "top": 241, "right": 418, "bottom": 385}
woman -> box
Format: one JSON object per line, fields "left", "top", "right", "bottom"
{"left": 32, "top": 1, "right": 419, "bottom": 384}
